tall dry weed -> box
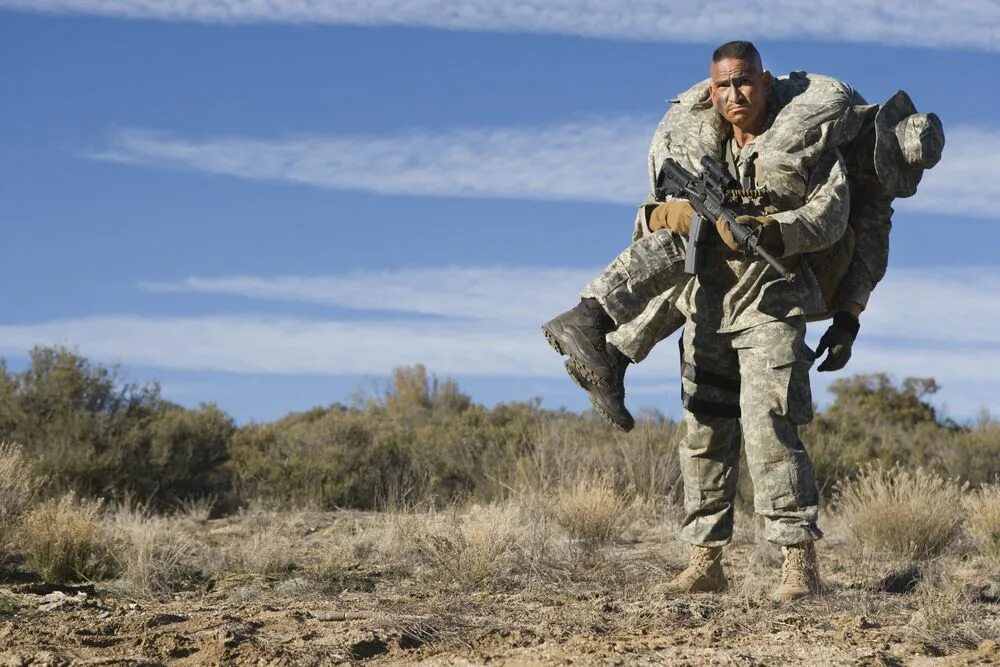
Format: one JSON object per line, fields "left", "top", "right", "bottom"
{"left": 221, "top": 529, "right": 299, "bottom": 578}
{"left": 104, "top": 503, "right": 206, "bottom": 597}
{"left": 965, "top": 482, "right": 1000, "bottom": 563}
{"left": 20, "top": 492, "right": 110, "bottom": 583}
{"left": 0, "top": 441, "right": 41, "bottom": 560}
{"left": 413, "top": 503, "right": 521, "bottom": 589}
{"left": 906, "top": 570, "right": 1000, "bottom": 653}
{"left": 836, "top": 464, "right": 966, "bottom": 561}
{"left": 553, "top": 475, "right": 634, "bottom": 544}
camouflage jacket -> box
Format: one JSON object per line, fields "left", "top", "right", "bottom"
{"left": 644, "top": 72, "right": 883, "bottom": 332}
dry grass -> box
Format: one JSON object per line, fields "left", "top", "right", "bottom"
{"left": 905, "top": 569, "right": 1000, "bottom": 653}
{"left": 836, "top": 465, "right": 966, "bottom": 561}
{"left": 19, "top": 493, "right": 110, "bottom": 583}
{"left": 552, "top": 475, "right": 634, "bottom": 545}
{"left": 176, "top": 495, "right": 216, "bottom": 525}
{"left": 104, "top": 503, "right": 207, "bottom": 597}
{"left": 411, "top": 503, "right": 523, "bottom": 590}
{"left": 221, "top": 529, "right": 299, "bottom": 578}
{"left": 0, "top": 441, "right": 42, "bottom": 560}
{"left": 965, "top": 482, "right": 1000, "bottom": 563}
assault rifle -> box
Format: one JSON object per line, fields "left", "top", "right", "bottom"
{"left": 655, "top": 155, "right": 792, "bottom": 282}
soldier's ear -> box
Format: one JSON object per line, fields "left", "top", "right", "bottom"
{"left": 762, "top": 70, "right": 773, "bottom": 90}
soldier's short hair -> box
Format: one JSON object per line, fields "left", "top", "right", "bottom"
{"left": 712, "top": 41, "right": 763, "bottom": 70}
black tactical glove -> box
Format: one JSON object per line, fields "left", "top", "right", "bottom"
{"left": 816, "top": 312, "right": 860, "bottom": 372}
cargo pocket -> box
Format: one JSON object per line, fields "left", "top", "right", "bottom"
{"left": 768, "top": 341, "right": 815, "bottom": 426}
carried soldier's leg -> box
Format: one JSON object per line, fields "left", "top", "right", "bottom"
{"left": 542, "top": 228, "right": 688, "bottom": 431}
{"left": 666, "top": 320, "right": 743, "bottom": 593}
{"left": 734, "top": 317, "right": 823, "bottom": 602}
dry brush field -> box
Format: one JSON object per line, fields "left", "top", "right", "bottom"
{"left": 0, "top": 355, "right": 998, "bottom": 665}
{"left": 0, "top": 453, "right": 998, "bottom": 665}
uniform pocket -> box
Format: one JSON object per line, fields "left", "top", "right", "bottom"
{"left": 767, "top": 338, "right": 815, "bottom": 425}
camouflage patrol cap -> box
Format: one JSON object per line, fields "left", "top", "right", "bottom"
{"left": 874, "top": 90, "right": 945, "bottom": 198}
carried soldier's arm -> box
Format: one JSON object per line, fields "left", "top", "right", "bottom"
{"left": 767, "top": 148, "right": 852, "bottom": 258}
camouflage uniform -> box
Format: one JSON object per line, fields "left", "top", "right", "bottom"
{"left": 583, "top": 72, "right": 867, "bottom": 546}
{"left": 587, "top": 73, "right": 884, "bottom": 359}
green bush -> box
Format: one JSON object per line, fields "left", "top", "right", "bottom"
{"left": 1, "top": 350, "right": 997, "bottom": 516}
{"left": 0, "top": 347, "right": 233, "bottom": 509}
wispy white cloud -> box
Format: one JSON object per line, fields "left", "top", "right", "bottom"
{"left": 95, "top": 122, "right": 650, "bottom": 204}
{"left": 93, "top": 123, "right": 999, "bottom": 216}
{"left": 4, "top": 0, "right": 998, "bottom": 51}
{"left": 861, "top": 267, "right": 1000, "bottom": 344}
{"left": 0, "top": 315, "right": 558, "bottom": 376}
{"left": 896, "top": 127, "right": 1000, "bottom": 220}
{"left": 141, "top": 265, "right": 1000, "bottom": 346}
{"left": 140, "top": 267, "right": 598, "bottom": 324}
{"left": 3, "top": 263, "right": 1000, "bottom": 415}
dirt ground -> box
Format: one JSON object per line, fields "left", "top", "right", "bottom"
{"left": 1, "top": 509, "right": 997, "bottom": 666}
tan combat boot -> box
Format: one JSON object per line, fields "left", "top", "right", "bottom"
{"left": 663, "top": 546, "right": 728, "bottom": 593}
{"left": 771, "top": 542, "right": 821, "bottom": 603}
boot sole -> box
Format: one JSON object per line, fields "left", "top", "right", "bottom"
{"left": 564, "top": 361, "right": 632, "bottom": 432}
{"left": 541, "top": 323, "right": 611, "bottom": 390}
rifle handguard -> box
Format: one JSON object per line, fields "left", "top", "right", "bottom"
{"left": 722, "top": 215, "right": 793, "bottom": 282}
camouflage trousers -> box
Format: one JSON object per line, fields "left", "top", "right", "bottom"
{"left": 579, "top": 228, "right": 689, "bottom": 360}
{"left": 678, "top": 316, "right": 823, "bottom": 547}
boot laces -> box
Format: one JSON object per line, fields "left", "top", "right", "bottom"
{"left": 780, "top": 544, "right": 815, "bottom": 587}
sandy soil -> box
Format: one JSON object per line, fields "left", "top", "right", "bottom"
{"left": 0, "top": 511, "right": 997, "bottom": 666}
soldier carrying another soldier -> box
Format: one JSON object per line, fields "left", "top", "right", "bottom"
{"left": 542, "top": 41, "right": 944, "bottom": 602}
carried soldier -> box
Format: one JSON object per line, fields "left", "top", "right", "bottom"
{"left": 542, "top": 41, "right": 944, "bottom": 601}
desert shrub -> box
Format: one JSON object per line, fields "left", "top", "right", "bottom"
{"left": 0, "top": 347, "right": 234, "bottom": 509}
{"left": 906, "top": 571, "right": 1000, "bottom": 653}
{"left": 805, "top": 374, "right": 998, "bottom": 493}
{"left": 965, "top": 482, "right": 1000, "bottom": 563}
{"left": 940, "top": 418, "right": 1000, "bottom": 488}
{"left": 835, "top": 464, "right": 966, "bottom": 561}
{"left": 219, "top": 530, "right": 299, "bottom": 579}
{"left": 20, "top": 493, "right": 111, "bottom": 583}
{"left": 0, "top": 441, "right": 42, "bottom": 560}
{"left": 552, "top": 475, "right": 634, "bottom": 544}
{"left": 412, "top": 504, "right": 521, "bottom": 589}
{"left": 229, "top": 366, "right": 541, "bottom": 509}
{"left": 104, "top": 503, "right": 207, "bottom": 597}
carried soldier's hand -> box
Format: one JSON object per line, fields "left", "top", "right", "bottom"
{"left": 716, "top": 215, "right": 783, "bottom": 254}
{"left": 648, "top": 201, "right": 696, "bottom": 236}
{"left": 815, "top": 312, "right": 860, "bottom": 372}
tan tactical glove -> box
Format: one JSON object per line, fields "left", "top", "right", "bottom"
{"left": 648, "top": 201, "right": 696, "bottom": 236}
{"left": 715, "top": 215, "right": 784, "bottom": 256}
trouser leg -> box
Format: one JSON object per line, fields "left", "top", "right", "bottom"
{"left": 607, "top": 293, "right": 684, "bottom": 363}
{"left": 679, "top": 412, "right": 743, "bottom": 546}
{"left": 677, "top": 321, "right": 744, "bottom": 547}
{"left": 579, "top": 229, "right": 687, "bottom": 327}
{"left": 735, "top": 317, "right": 823, "bottom": 545}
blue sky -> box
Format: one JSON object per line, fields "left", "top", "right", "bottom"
{"left": 0, "top": 1, "right": 997, "bottom": 423}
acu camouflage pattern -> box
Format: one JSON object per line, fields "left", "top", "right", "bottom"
{"left": 600, "top": 72, "right": 897, "bottom": 360}
{"left": 678, "top": 316, "right": 822, "bottom": 546}
{"left": 584, "top": 73, "right": 875, "bottom": 547}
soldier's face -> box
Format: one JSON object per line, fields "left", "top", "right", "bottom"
{"left": 709, "top": 57, "right": 772, "bottom": 130}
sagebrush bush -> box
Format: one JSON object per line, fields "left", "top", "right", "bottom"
{"left": 836, "top": 465, "right": 966, "bottom": 561}
{"left": 0, "top": 441, "right": 41, "bottom": 560}
{"left": 220, "top": 529, "right": 299, "bottom": 579}
{"left": 20, "top": 493, "right": 110, "bottom": 583}
{"left": 413, "top": 504, "right": 521, "bottom": 589}
{"left": 0, "top": 347, "right": 233, "bottom": 509}
{"left": 3, "top": 352, "right": 999, "bottom": 516}
{"left": 104, "top": 503, "right": 207, "bottom": 597}
{"left": 906, "top": 572, "right": 1000, "bottom": 653}
{"left": 965, "top": 482, "right": 1000, "bottom": 563}
{"left": 553, "top": 475, "right": 633, "bottom": 544}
